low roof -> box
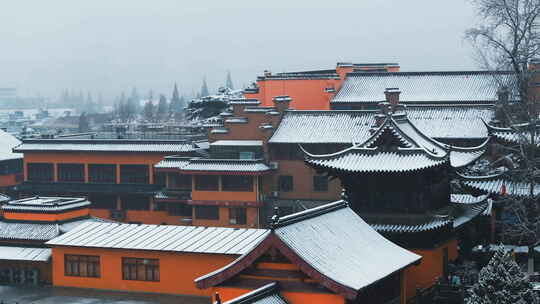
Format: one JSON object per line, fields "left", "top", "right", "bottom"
{"left": 47, "top": 222, "right": 268, "bottom": 255}
{"left": 223, "top": 282, "right": 288, "bottom": 304}
{"left": 0, "top": 217, "right": 107, "bottom": 241}
{"left": 2, "top": 196, "right": 90, "bottom": 213}
{"left": 13, "top": 139, "right": 196, "bottom": 153}
{"left": 269, "top": 106, "right": 493, "bottom": 144}
{"left": 210, "top": 140, "right": 264, "bottom": 146}
{"left": 459, "top": 173, "right": 540, "bottom": 197}
{"left": 155, "top": 157, "right": 273, "bottom": 175}
{"left": 196, "top": 201, "right": 421, "bottom": 299}
{"left": 0, "top": 246, "right": 51, "bottom": 262}
{"left": 332, "top": 71, "right": 517, "bottom": 104}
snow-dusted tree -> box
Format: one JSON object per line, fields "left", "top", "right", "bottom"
{"left": 143, "top": 90, "right": 155, "bottom": 122}
{"left": 78, "top": 112, "right": 90, "bottom": 133}
{"left": 169, "top": 83, "right": 183, "bottom": 115}
{"left": 200, "top": 77, "right": 210, "bottom": 97}
{"left": 467, "top": 246, "right": 539, "bottom": 304}
{"left": 226, "top": 71, "right": 234, "bottom": 90}
{"left": 157, "top": 94, "right": 168, "bottom": 121}
{"left": 466, "top": 0, "right": 540, "bottom": 273}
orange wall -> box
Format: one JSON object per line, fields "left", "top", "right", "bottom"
{"left": 3, "top": 208, "right": 89, "bottom": 222}
{"left": 192, "top": 206, "right": 259, "bottom": 228}
{"left": 213, "top": 286, "right": 345, "bottom": 304}
{"left": 274, "top": 161, "right": 341, "bottom": 200}
{"left": 253, "top": 79, "right": 339, "bottom": 110}
{"left": 52, "top": 247, "right": 237, "bottom": 296}
{"left": 23, "top": 152, "right": 172, "bottom": 183}
{"left": 90, "top": 209, "right": 191, "bottom": 225}
{"left": 0, "top": 173, "right": 20, "bottom": 187}
{"left": 405, "top": 238, "right": 458, "bottom": 299}
{"left": 192, "top": 190, "right": 258, "bottom": 202}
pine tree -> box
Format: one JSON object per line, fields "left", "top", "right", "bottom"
{"left": 143, "top": 90, "right": 155, "bottom": 122}
{"left": 157, "top": 94, "right": 168, "bottom": 121}
{"left": 467, "top": 247, "right": 539, "bottom": 304}
{"left": 200, "top": 77, "right": 210, "bottom": 97}
{"left": 169, "top": 83, "right": 182, "bottom": 114}
{"left": 226, "top": 71, "right": 234, "bottom": 90}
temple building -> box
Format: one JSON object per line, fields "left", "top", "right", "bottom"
{"left": 196, "top": 201, "right": 421, "bottom": 304}
{"left": 0, "top": 196, "right": 107, "bottom": 285}
{"left": 300, "top": 93, "right": 492, "bottom": 297}
{"left": 0, "top": 129, "right": 23, "bottom": 191}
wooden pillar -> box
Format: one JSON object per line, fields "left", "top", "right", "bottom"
{"left": 116, "top": 196, "right": 122, "bottom": 210}
{"left": 53, "top": 163, "right": 58, "bottom": 182}
{"left": 84, "top": 164, "right": 89, "bottom": 183}
{"left": 115, "top": 165, "right": 121, "bottom": 184}
{"left": 400, "top": 270, "right": 406, "bottom": 304}
{"left": 23, "top": 161, "right": 28, "bottom": 182}
{"left": 148, "top": 165, "right": 154, "bottom": 184}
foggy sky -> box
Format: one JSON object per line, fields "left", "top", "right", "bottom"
{"left": 0, "top": 0, "right": 477, "bottom": 102}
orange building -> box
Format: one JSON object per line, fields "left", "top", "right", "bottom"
{"left": 244, "top": 62, "right": 400, "bottom": 110}
{"left": 0, "top": 196, "right": 107, "bottom": 285}
{"left": 12, "top": 137, "right": 203, "bottom": 224}
{"left": 46, "top": 221, "right": 266, "bottom": 299}
{"left": 196, "top": 201, "right": 421, "bottom": 304}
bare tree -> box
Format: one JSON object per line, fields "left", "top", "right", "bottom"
{"left": 467, "top": 0, "right": 540, "bottom": 274}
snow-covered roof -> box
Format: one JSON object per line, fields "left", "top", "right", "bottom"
{"left": 2, "top": 196, "right": 90, "bottom": 213}
{"left": 0, "top": 246, "right": 51, "bottom": 262}
{"left": 47, "top": 222, "right": 268, "bottom": 255}
{"left": 210, "top": 140, "right": 263, "bottom": 146}
{"left": 14, "top": 139, "right": 196, "bottom": 153}
{"left": 0, "top": 216, "right": 107, "bottom": 241}
{"left": 155, "top": 157, "right": 272, "bottom": 174}
{"left": 269, "top": 106, "right": 493, "bottom": 144}
{"left": 0, "top": 129, "right": 21, "bottom": 161}
{"left": 332, "top": 71, "right": 517, "bottom": 104}
{"left": 459, "top": 173, "right": 540, "bottom": 197}
{"left": 222, "top": 282, "right": 287, "bottom": 304}
{"left": 196, "top": 201, "right": 421, "bottom": 299}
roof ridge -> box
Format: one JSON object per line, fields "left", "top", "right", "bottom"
{"left": 223, "top": 282, "right": 284, "bottom": 304}
{"left": 271, "top": 200, "right": 348, "bottom": 229}
{"left": 346, "top": 70, "right": 515, "bottom": 77}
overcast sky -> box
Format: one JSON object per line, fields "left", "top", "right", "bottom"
{"left": 0, "top": 0, "right": 478, "bottom": 101}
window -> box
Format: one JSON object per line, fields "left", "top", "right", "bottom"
{"left": 155, "top": 173, "right": 166, "bottom": 187}
{"left": 122, "top": 258, "right": 159, "bottom": 282}
{"left": 120, "top": 165, "right": 149, "bottom": 184}
{"left": 65, "top": 255, "right": 100, "bottom": 278}
{"left": 169, "top": 173, "right": 192, "bottom": 190}
{"left": 278, "top": 175, "right": 293, "bottom": 192}
{"left": 89, "top": 164, "right": 116, "bottom": 183}
{"left": 27, "top": 163, "right": 54, "bottom": 182}
{"left": 313, "top": 175, "right": 328, "bottom": 192}
{"left": 57, "top": 163, "right": 84, "bottom": 182}
{"left": 229, "top": 207, "right": 247, "bottom": 225}
{"left": 222, "top": 175, "right": 253, "bottom": 192}
{"left": 88, "top": 194, "right": 117, "bottom": 209}
{"left": 194, "top": 175, "right": 219, "bottom": 191}
{"left": 168, "top": 203, "right": 192, "bottom": 217}
{"left": 195, "top": 205, "right": 219, "bottom": 220}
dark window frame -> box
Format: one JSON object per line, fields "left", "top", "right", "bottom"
{"left": 194, "top": 175, "right": 219, "bottom": 191}
{"left": 120, "top": 164, "right": 149, "bottom": 184}
{"left": 194, "top": 205, "right": 219, "bottom": 220}
{"left": 64, "top": 254, "right": 100, "bottom": 278}
{"left": 221, "top": 175, "right": 253, "bottom": 192}
{"left": 88, "top": 164, "right": 116, "bottom": 183}
{"left": 27, "top": 162, "right": 54, "bottom": 182}
{"left": 122, "top": 257, "right": 160, "bottom": 282}
{"left": 278, "top": 175, "right": 293, "bottom": 192}
{"left": 313, "top": 175, "right": 329, "bottom": 192}
{"left": 57, "top": 163, "right": 85, "bottom": 182}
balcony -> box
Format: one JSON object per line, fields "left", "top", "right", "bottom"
{"left": 14, "top": 181, "right": 162, "bottom": 195}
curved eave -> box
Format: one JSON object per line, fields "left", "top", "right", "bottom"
{"left": 449, "top": 137, "right": 490, "bottom": 168}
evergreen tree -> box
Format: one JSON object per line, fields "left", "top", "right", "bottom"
{"left": 169, "top": 83, "right": 182, "bottom": 114}
{"left": 157, "top": 94, "right": 168, "bottom": 121}
{"left": 200, "top": 77, "right": 210, "bottom": 97}
{"left": 78, "top": 112, "right": 90, "bottom": 132}
{"left": 118, "top": 92, "right": 128, "bottom": 122}
{"left": 226, "top": 71, "right": 234, "bottom": 90}
{"left": 467, "top": 247, "right": 539, "bottom": 304}
{"left": 143, "top": 90, "right": 155, "bottom": 122}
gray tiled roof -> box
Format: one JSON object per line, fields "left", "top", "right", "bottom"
{"left": 14, "top": 139, "right": 196, "bottom": 153}
{"left": 0, "top": 217, "right": 108, "bottom": 241}
{"left": 370, "top": 217, "right": 452, "bottom": 234}
{"left": 2, "top": 197, "right": 90, "bottom": 213}
{"left": 155, "top": 157, "right": 272, "bottom": 173}
{"left": 332, "top": 71, "right": 517, "bottom": 104}
{"left": 47, "top": 222, "right": 269, "bottom": 255}
{"left": 459, "top": 173, "right": 540, "bottom": 197}
{"left": 223, "top": 282, "right": 288, "bottom": 304}
{"left": 0, "top": 129, "right": 21, "bottom": 161}
{"left": 269, "top": 106, "right": 493, "bottom": 144}
{"left": 449, "top": 140, "right": 489, "bottom": 168}
{"left": 273, "top": 201, "right": 421, "bottom": 291}
{"left": 0, "top": 246, "right": 51, "bottom": 262}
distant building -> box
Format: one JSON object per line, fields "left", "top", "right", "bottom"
{"left": 0, "top": 129, "right": 23, "bottom": 191}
